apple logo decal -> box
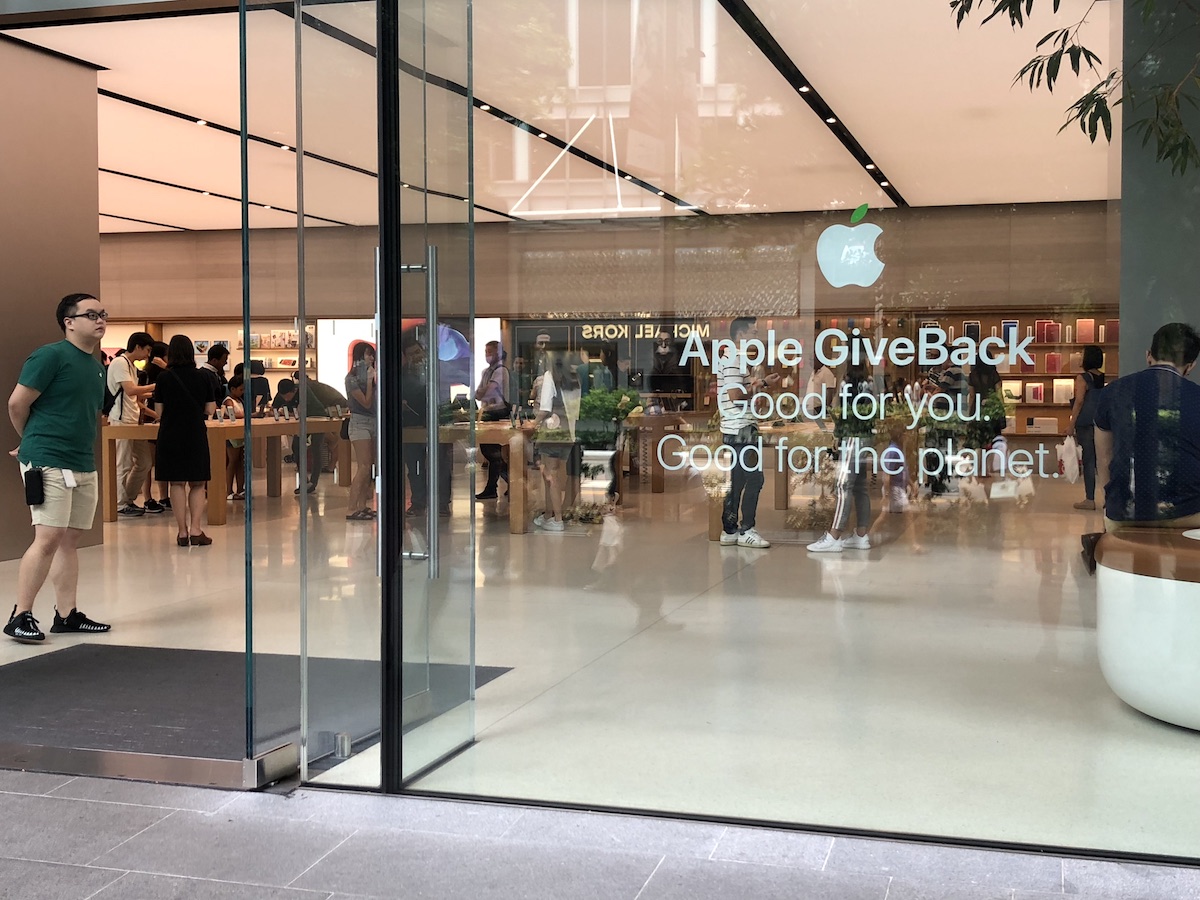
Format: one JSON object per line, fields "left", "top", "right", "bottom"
{"left": 817, "top": 203, "right": 885, "bottom": 288}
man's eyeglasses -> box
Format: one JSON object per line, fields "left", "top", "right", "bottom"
{"left": 67, "top": 310, "right": 109, "bottom": 322}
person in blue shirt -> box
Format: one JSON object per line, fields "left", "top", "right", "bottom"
{"left": 1094, "top": 322, "right": 1200, "bottom": 531}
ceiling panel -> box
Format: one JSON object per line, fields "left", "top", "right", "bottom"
{"left": 98, "top": 170, "right": 299, "bottom": 230}
{"left": 750, "top": 0, "right": 1118, "bottom": 206}
{"left": 99, "top": 215, "right": 181, "bottom": 232}
{"left": 473, "top": 0, "right": 890, "bottom": 215}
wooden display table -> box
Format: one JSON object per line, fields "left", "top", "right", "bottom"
{"left": 1095, "top": 529, "right": 1200, "bottom": 731}
{"left": 402, "top": 422, "right": 530, "bottom": 534}
{"left": 102, "top": 417, "right": 345, "bottom": 526}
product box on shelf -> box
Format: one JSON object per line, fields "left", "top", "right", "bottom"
{"left": 1026, "top": 417, "right": 1059, "bottom": 435}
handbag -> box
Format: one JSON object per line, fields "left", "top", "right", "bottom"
{"left": 340, "top": 417, "right": 350, "bottom": 440}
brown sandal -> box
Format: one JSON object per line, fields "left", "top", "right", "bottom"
{"left": 189, "top": 532, "right": 213, "bottom": 546}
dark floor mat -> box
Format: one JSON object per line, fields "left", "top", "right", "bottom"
{"left": 0, "top": 645, "right": 508, "bottom": 761}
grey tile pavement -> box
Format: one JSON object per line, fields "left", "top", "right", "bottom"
{"left": 498, "top": 807, "right": 726, "bottom": 858}
{"left": 46, "top": 777, "right": 237, "bottom": 813}
{"left": 0, "top": 769, "right": 75, "bottom": 795}
{"left": 0, "top": 791, "right": 171, "bottom": 865}
{"left": 710, "top": 824, "right": 833, "bottom": 869}
{"left": 89, "top": 872, "right": 334, "bottom": 900}
{"left": 290, "top": 828, "right": 661, "bottom": 899}
{"left": 826, "top": 836, "right": 1064, "bottom": 893}
{"left": 91, "top": 810, "right": 355, "bottom": 887}
{"left": 0, "top": 858, "right": 124, "bottom": 900}
{"left": 219, "top": 788, "right": 523, "bottom": 837}
{"left": 638, "top": 856, "right": 890, "bottom": 900}
{"left": 0, "top": 770, "right": 1196, "bottom": 900}
{"left": 1062, "top": 858, "right": 1200, "bottom": 899}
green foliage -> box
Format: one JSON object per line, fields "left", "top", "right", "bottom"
{"left": 576, "top": 388, "right": 642, "bottom": 449}
{"left": 951, "top": 0, "right": 1200, "bottom": 175}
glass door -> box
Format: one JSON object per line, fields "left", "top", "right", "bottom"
{"left": 387, "top": 0, "right": 476, "bottom": 785}
{"left": 284, "top": 0, "right": 475, "bottom": 789}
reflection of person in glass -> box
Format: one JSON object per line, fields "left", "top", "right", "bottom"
{"left": 400, "top": 338, "right": 451, "bottom": 518}
{"left": 474, "top": 341, "right": 510, "bottom": 501}
{"left": 532, "top": 349, "right": 578, "bottom": 533}
{"left": 1067, "top": 345, "right": 1105, "bottom": 511}
{"left": 344, "top": 342, "right": 377, "bottom": 520}
{"left": 718, "top": 317, "right": 778, "bottom": 549}
{"left": 649, "top": 328, "right": 687, "bottom": 410}
{"left": 1095, "top": 322, "right": 1200, "bottom": 531}
{"left": 808, "top": 364, "right": 875, "bottom": 553}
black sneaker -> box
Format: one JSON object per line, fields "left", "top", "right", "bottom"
{"left": 158, "top": 497, "right": 172, "bottom": 510}
{"left": 143, "top": 499, "right": 165, "bottom": 514}
{"left": 117, "top": 504, "right": 145, "bottom": 517}
{"left": 50, "top": 608, "right": 111, "bottom": 635}
{"left": 4, "top": 606, "right": 45, "bottom": 643}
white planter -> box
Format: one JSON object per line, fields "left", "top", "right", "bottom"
{"left": 1097, "top": 564, "right": 1200, "bottom": 731}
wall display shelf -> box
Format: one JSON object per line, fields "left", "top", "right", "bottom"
{"left": 107, "top": 320, "right": 320, "bottom": 384}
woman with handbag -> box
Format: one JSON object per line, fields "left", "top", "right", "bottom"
{"left": 1068, "top": 345, "right": 1106, "bottom": 510}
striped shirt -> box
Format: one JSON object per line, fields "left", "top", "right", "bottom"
{"left": 717, "top": 348, "right": 753, "bottom": 435}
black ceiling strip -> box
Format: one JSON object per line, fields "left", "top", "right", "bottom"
{"left": 98, "top": 84, "right": 515, "bottom": 220}
{"left": 99, "top": 167, "right": 353, "bottom": 226}
{"left": 98, "top": 88, "right": 377, "bottom": 179}
{"left": 289, "top": 7, "right": 707, "bottom": 216}
{"left": 717, "top": 0, "right": 909, "bottom": 208}
{"left": 0, "top": 2, "right": 237, "bottom": 30}
{"left": 0, "top": 32, "right": 106, "bottom": 69}
{"left": 100, "top": 212, "right": 189, "bottom": 230}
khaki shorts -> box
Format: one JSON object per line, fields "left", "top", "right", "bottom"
{"left": 21, "top": 464, "right": 98, "bottom": 530}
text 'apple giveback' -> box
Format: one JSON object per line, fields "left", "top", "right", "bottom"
{"left": 661, "top": 325, "right": 1056, "bottom": 481}
{"left": 678, "top": 327, "right": 1035, "bottom": 372}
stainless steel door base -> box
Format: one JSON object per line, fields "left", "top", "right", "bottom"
{"left": 0, "top": 741, "right": 299, "bottom": 790}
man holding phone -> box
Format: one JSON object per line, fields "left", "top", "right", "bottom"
{"left": 5, "top": 293, "right": 113, "bottom": 643}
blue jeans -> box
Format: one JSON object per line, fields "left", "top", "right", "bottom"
{"left": 722, "top": 436, "right": 763, "bottom": 534}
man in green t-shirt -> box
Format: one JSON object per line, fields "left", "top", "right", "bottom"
{"left": 5, "top": 293, "right": 113, "bottom": 644}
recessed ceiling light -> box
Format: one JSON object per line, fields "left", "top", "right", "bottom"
{"left": 880, "top": 181, "right": 890, "bottom": 187}
{"left": 462, "top": 197, "right": 469, "bottom": 202}
{"left": 201, "top": 191, "right": 210, "bottom": 196}
{"left": 196, "top": 119, "right": 208, "bottom": 126}
{"left": 798, "top": 86, "right": 810, "bottom": 93}
{"left": 865, "top": 164, "right": 876, "bottom": 170}
{"left": 280, "top": 144, "right": 290, "bottom": 150}
{"left": 624, "top": 174, "right": 633, "bottom": 180}
{"left": 657, "top": 190, "right": 665, "bottom": 196}
{"left": 825, "top": 117, "right": 836, "bottom": 124}
{"left": 402, "top": 183, "right": 410, "bottom": 188}
{"left": 263, "top": 204, "right": 272, "bottom": 209}
{"left": 537, "top": 132, "right": 548, "bottom": 139}
{"left": 480, "top": 104, "right": 491, "bottom": 111}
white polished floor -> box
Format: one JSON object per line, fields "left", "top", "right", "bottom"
{"left": 3, "top": 472, "right": 1198, "bottom": 860}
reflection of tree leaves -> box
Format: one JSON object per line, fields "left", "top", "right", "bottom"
{"left": 474, "top": 0, "right": 573, "bottom": 116}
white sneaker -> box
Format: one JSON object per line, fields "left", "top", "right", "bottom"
{"left": 843, "top": 533, "right": 871, "bottom": 550}
{"left": 720, "top": 531, "right": 739, "bottom": 546}
{"left": 738, "top": 528, "right": 770, "bottom": 549}
{"left": 807, "top": 532, "right": 844, "bottom": 553}
{"left": 542, "top": 518, "right": 565, "bottom": 532}
{"left": 533, "top": 513, "right": 548, "bottom": 529}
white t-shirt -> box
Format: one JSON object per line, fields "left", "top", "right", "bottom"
{"left": 717, "top": 349, "right": 753, "bottom": 435}
{"left": 106, "top": 356, "right": 141, "bottom": 425}
{"left": 805, "top": 366, "right": 837, "bottom": 418}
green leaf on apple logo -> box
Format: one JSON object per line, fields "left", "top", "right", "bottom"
{"left": 850, "top": 203, "right": 869, "bottom": 224}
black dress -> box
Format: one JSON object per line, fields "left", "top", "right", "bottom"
{"left": 153, "top": 366, "right": 215, "bottom": 483}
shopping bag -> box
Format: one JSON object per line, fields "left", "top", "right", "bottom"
{"left": 1057, "top": 435, "right": 1080, "bottom": 484}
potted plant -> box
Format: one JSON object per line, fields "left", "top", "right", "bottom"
{"left": 576, "top": 388, "right": 642, "bottom": 451}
